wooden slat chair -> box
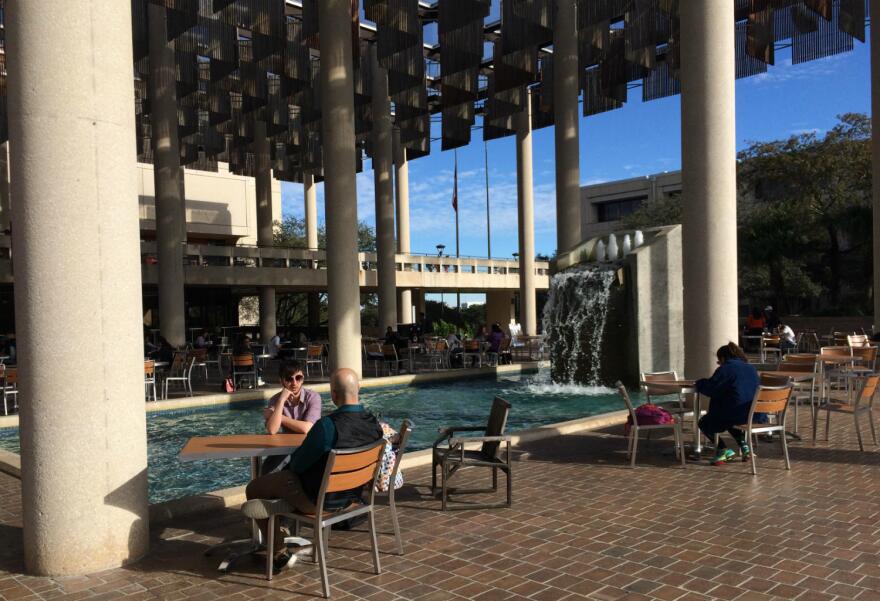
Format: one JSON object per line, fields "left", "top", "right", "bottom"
{"left": 847, "top": 334, "right": 870, "bottom": 348}
{"left": 164, "top": 352, "right": 195, "bottom": 398}
{"left": 461, "top": 339, "right": 483, "bottom": 368}
{"left": 188, "top": 347, "right": 209, "bottom": 381}
{"left": 144, "top": 359, "right": 157, "bottom": 402}
{"left": 241, "top": 439, "right": 386, "bottom": 597}
{"left": 817, "top": 373, "right": 879, "bottom": 451}
{"left": 719, "top": 382, "right": 793, "bottom": 475}
{"left": 381, "top": 344, "right": 406, "bottom": 375}
{"left": 2, "top": 367, "right": 17, "bottom": 415}
{"left": 617, "top": 382, "right": 685, "bottom": 468}
{"left": 777, "top": 355, "right": 818, "bottom": 433}
{"left": 424, "top": 340, "right": 449, "bottom": 370}
{"left": 760, "top": 334, "right": 782, "bottom": 363}
{"left": 305, "top": 344, "right": 325, "bottom": 377}
{"left": 231, "top": 354, "right": 257, "bottom": 389}
{"left": 432, "top": 397, "right": 512, "bottom": 511}
{"left": 363, "top": 342, "right": 384, "bottom": 377}
{"left": 640, "top": 371, "right": 688, "bottom": 416}
{"left": 820, "top": 345, "right": 853, "bottom": 399}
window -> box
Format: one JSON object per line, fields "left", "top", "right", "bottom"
{"left": 596, "top": 197, "right": 645, "bottom": 222}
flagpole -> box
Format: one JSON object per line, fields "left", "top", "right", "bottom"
{"left": 484, "top": 141, "right": 491, "bottom": 260}
{"left": 454, "top": 149, "right": 461, "bottom": 310}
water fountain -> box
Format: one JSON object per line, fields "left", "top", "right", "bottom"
{"left": 544, "top": 226, "right": 684, "bottom": 387}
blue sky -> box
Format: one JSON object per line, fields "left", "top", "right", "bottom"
{"left": 280, "top": 31, "right": 872, "bottom": 305}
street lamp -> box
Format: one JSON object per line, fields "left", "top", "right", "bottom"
{"left": 436, "top": 244, "right": 446, "bottom": 315}
{"left": 436, "top": 244, "right": 445, "bottom": 257}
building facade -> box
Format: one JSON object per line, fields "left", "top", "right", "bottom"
{"left": 581, "top": 170, "right": 682, "bottom": 240}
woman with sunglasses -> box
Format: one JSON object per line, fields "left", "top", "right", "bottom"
{"left": 261, "top": 360, "right": 322, "bottom": 474}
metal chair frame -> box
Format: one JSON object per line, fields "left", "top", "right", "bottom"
{"left": 461, "top": 339, "right": 483, "bottom": 368}
{"left": 816, "top": 373, "right": 879, "bottom": 451}
{"left": 231, "top": 354, "right": 258, "bottom": 389}
{"left": 431, "top": 397, "right": 512, "bottom": 511}
{"left": 305, "top": 344, "right": 325, "bottom": 377}
{"left": 363, "top": 342, "right": 384, "bottom": 377}
{"left": 640, "top": 371, "right": 688, "bottom": 416}
{"left": 144, "top": 359, "right": 158, "bottom": 402}
{"left": 723, "top": 382, "right": 793, "bottom": 476}
{"left": 381, "top": 419, "right": 412, "bottom": 555}
{"left": 163, "top": 355, "right": 195, "bottom": 399}
{"left": 1, "top": 367, "right": 17, "bottom": 415}
{"left": 617, "top": 382, "right": 685, "bottom": 468}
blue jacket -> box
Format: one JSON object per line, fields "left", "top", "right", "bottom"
{"left": 695, "top": 358, "right": 760, "bottom": 425}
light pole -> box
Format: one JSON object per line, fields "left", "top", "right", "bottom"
{"left": 436, "top": 244, "right": 445, "bottom": 318}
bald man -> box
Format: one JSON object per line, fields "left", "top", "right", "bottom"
{"left": 245, "top": 368, "right": 383, "bottom": 572}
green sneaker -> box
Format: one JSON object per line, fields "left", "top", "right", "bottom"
{"left": 711, "top": 449, "right": 735, "bottom": 466}
{"left": 740, "top": 445, "right": 753, "bottom": 462}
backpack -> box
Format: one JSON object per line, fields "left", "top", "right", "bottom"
{"left": 375, "top": 421, "right": 404, "bottom": 493}
{"left": 625, "top": 403, "right": 674, "bottom": 435}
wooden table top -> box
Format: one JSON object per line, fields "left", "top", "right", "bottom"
{"left": 759, "top": 370, "right": 816, "bottom": 381}
{"left": 178, "top": 433, "right": 305, "bottom": 462}
{"left": 640, "top": 379, "right": 695, "bottom": 387}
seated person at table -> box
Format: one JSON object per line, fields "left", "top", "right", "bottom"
{"left": 696, "top": 342, "right": 761, "bottom": 466}
{"left": 245, "top": 368, "right": 384, "bottom": 573}
{"left": 194, "top": 329, "right": 210, "bottom": 349}
{"left": 261, "top": 360, "right": 322, "bottom": 473}
{"left": 488, "top": 323, "right": 505, "bottom": 353}
{"left": 266, "top": 331, "right": 282, "bottom": 358}
{"left": 778, "top": 323, "right": 796, "bottom": 352}
{"left": 156, "top": 336, "right": 175, "bottom": 364}
{"left": 745, "top": 307, "right": 766, "bottom": 335}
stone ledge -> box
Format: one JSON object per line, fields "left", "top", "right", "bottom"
{"left": 0, "top": 447, "right": 21, "bottom": 478}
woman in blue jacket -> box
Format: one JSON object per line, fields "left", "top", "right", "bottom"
{"left": 696, "top": 342, "right": 760, "bottom": 465}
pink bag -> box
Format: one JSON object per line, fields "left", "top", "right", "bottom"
{"left": 625, "top": 403, "right": 673, "bottom": 434}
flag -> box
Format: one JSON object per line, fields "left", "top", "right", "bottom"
{"left": 452, "top": 153, "right": 458, "bottom": 212}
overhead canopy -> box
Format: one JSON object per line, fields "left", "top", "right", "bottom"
{"left": 0, "top": 0, "right": 869, "bottom": 182}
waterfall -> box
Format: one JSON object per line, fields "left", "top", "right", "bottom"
{"left": 542, "top": 265, "right": 616, "bottom": 385}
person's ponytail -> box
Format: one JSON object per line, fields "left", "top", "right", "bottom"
{"left": 717, "top": 341, "right": 748, "bottom": 364}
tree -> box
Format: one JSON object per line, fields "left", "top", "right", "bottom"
{"left": 274, "top": 216, "right": 377, "bottom": 252}
{"left": 621, "top": 113, "right": 872, "bottom": 315}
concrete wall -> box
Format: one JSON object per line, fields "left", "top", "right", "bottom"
{"left": 137, "top": 162, "right": 282, "bottom": 244}
{"left": 626, "top": 225, "right": 685, "bottom": 378}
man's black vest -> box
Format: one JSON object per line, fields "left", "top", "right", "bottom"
{"left": 299, "top": 408, "right": 384, "bottom": 504}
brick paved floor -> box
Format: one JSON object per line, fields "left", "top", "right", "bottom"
{"left": 1, "top": 407, "right": 879, "bottom": 601}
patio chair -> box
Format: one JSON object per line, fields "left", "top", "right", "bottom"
{"left": 188, "top": 347, "right": 209, "bottom": 380}
{"left": 640, "top": 371, "right": 688, "bottom": 416}
{"left": 382, "top": 344, "right": 406, "bottom": 375}
{"left": 1, "top": 367, "right": 17, "bottom": 415}
{"left": 461, "top": 339, "right": 482, "bottom": 368}
{"left": 164, "top": 353, "right": 195, "bottom": 398}
{"left": 231, "top": 354, "right": 257, "bottom": 389}
{"left": 144, "top": 359, "right": 157, "bottom": 402}
{"left": 616, "top": 382, "right": 685, "bottom": 468}
{"left": 817, "top": 373, "right": 879, "bottom": 450}
{"left": 432, "top": 397, "right": 512, "bottom": 510}
{"left": 424, "top": 340, "right": 449, "bottom": 370}
{"left": 240, "top": 439, "right": 386, "bottom": 597}
{"left": 203, "top": 347, "right": 222, "bottom": 376}
{"left": 821, "top": 345, "right": 855, "bottom": 401}
{"left": 847, "top": 334, "right": 870, "bottom": 348}
{"left": 777, "top": 355, "right": 818, "bottom": 433}
{"left": 305, "top": 344, "right": 324, "bottom": 377}
{"left": 760, "top": 334, "right": 782, "bottom": 363}
{"left": 381, "top": 419, "right": 413, "bottom": 555}
{"left": 720, "top": 381, "right": 793, "bottom": 475}
{"left": 363, "top": 342, "right": 383, "bottom": 376}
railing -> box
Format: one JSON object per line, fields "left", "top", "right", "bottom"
{"left": 139, "top": 242, "right": 551, "bottom": 277}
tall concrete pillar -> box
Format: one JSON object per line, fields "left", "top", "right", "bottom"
{"left": 304, "top": 172, "right": 319, "bottom": 251}
{"left": 371, "top": 46, "right": 398, "bottom": 333}
{"left": 872, "top": 0, "right": 880, "bottom": 331}
{"left": 319, "top": 0, "right": 362, "bottom": 375}
{"left": 553, "top": 0, "right": 582, "bottom": 253}
{"left": 307, "top": 291, "right": 321, "bottom": 336}
{"left": 149, "top": 3, "right": 186, "bottom": 347}
{"left": 487, "top": 290, "right": 515, "bottom": 334}
{"left": 0, "top": 143, "right": 10, "bottom": 232}
{"left": 393, "top": 127, "right": 413, "bottom": 323}
{"left": 515, "top": 91, "right": 537, "bottom": 336}
{"left": 680, "top": 0, "right": 738, "bottom": 378}
{"left": 7, "top": 0, "right": 149, "bottom": 574}
{"left": 414, "top": 289, "right": 426, "bottom": 320}
{"left": 254, "top": 121, "right": 276, "bottom": 343}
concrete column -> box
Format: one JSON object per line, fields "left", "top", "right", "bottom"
{"left": 7, "top": 0, "right": 149, "bottom": 574}
{"left": 254, "top": 120, "right": 276, "bottom": 343}
{"left": 413, "top": 289, "right": 426, "bottom": 320}
{"left": 0, "top": 143, "right": 10, "bottom": 232}
{"left": 371, "top": 46, "right": 398, "bottom": 332}
{"left": 872, "top": 0, "right": 880, "bottom": 331}
{"left": 149, "top": 3, "right": 186, "bottom": 347}
{"left": 487, "top": 290, "right": 515, "bottom": 334}
{"left": 319, "top": 0, "right": 362, "bottom": 374}
{"left": 393, "top": 127, "right": 413, "bottom": 324}
{"left": 307, "top": 292, "right": 321, "bottom": 336}
{"left": 680, "top": 0, "right": 738, "bottom": 378}
{"left": 515, "top": 91, "right": 537, "bottom": 336}
{"left": 553, "top": 0, "right": 582, "bottom": 253}
{"left": 304, "top": 172, "right": 319, "bottom": 251}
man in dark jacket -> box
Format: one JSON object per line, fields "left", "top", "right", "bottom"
{"left": 245, "top": 367, "right": 383, "bottom": 572}
{"left": 696, "top": 342, "right": 761, "bottom": 466}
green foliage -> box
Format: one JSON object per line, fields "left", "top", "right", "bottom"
{"left": 620, "top": 113, "right": 872, "bottom": 316}
{"left": 425, "top": 300, "right": 485, "bottom": 338}
{"left": 274, "top": 216, "right": 377, "bottom": 252}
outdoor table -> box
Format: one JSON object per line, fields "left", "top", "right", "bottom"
{"left": 740, "top": 334, "right": 762, "bottom": 353}
{"left": 816, "top": 354, "right": 861, "bottom": 403}
{"left": 178, "top": 433, "right": 306, "bottom": 572}
{"left": 639, "top": 379, "right": 702, "bottom": 454}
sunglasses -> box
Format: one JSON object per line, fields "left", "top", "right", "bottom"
{"left": 283, "top": 374, "right": 304, "bottom": 383}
